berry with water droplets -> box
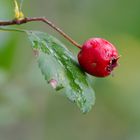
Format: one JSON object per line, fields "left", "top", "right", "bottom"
{"left": 78, "top": 38, "right": 119, "bottom": 77}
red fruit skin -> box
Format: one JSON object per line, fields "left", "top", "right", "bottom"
{"left": 78, "top": 38, "right": 119, "bottom": 77}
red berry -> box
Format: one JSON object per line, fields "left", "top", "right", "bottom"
{"left": 78, "top": 38, "right": 119, "bottom": 77}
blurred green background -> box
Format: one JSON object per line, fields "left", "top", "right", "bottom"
{"left": 0, "top": 0, "right": 140, "bottom": 140}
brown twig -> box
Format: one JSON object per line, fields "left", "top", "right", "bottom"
{"left": 0, "top": 17, "right": 82, "bottom": 49}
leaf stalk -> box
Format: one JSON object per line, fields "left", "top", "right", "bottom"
{"left": 0, "top": 17, "right": 82, "bottom": 49}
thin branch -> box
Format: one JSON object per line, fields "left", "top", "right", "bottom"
{"left": 0, "top": 17, "right": 82, "bottom": 49}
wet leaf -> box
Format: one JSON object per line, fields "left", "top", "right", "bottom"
{"left": 27, "top": 31, "right": 95, "bottom": 113}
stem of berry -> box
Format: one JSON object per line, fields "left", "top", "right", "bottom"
{"left": 0, "top": 17, "right": 82, "bottom": 49}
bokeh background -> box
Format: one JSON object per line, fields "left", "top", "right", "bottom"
{"left": 0, "top": 0, "right": 140, "bottom": 140}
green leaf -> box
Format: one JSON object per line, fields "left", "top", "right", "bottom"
{"left": 27, "top": 31, "right": 95, "bottom": 113}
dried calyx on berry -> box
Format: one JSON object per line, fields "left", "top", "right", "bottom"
{"left": 78, "top": 38, "right": 120, "bottom": 77}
